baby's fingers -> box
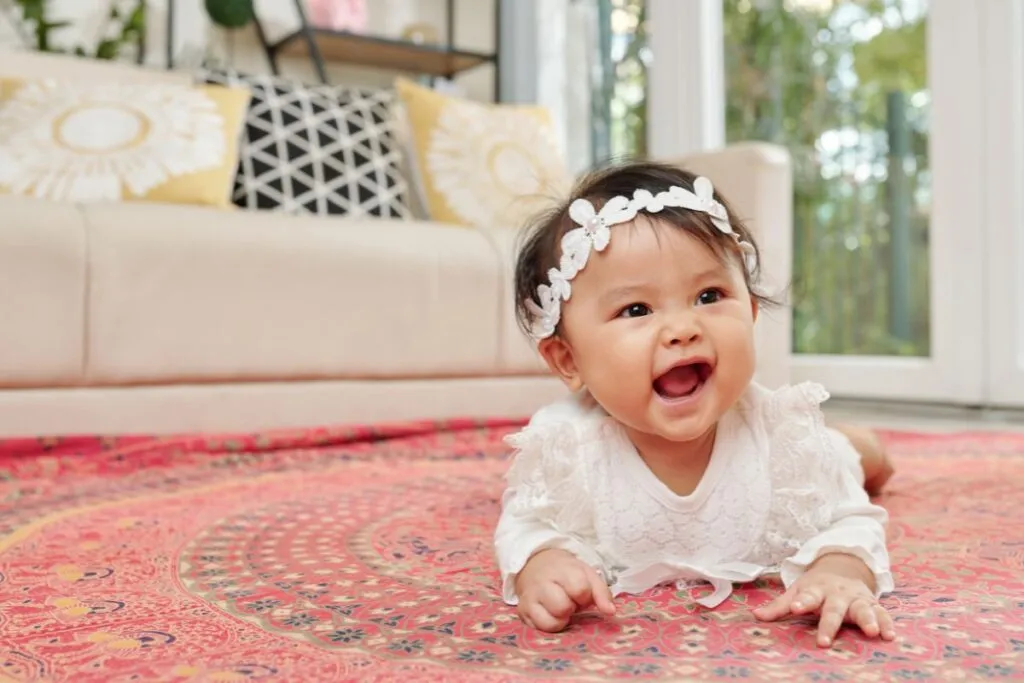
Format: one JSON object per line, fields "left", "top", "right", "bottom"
{"left": 525, "top": 593, "right": 573, "bottom": 633}
{"left": 791, "top": 587, "right": 825, "bottom": 615}
{"left": 519, "top": 585, "right": 575, "bottom": 633}
{"left": 753, "top": 588, "right": 797, "bottom": 621}
{"left": 817, "top": 595, "right": 851, "bottom": 648}
{"left": 584, "top": 566, "right": 616, "bottom": 615}
{"left": 524, "top": 604, "right": 570, "bottom": 632}
{"left": 849, "top": 598, "right": 880, "bottom": 638}
{"left": 876, "top": 604, "right": 897, "bottom": 641}
{"left": 555, "top": 565, "right": 615, "bottom": 616}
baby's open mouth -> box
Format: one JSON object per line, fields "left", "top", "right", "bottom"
{"left": 653, "top": 361, "right": 713, "bottom": 400}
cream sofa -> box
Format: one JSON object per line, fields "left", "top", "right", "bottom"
{"left": 0, "top": 48, "right": 792, "bottom": 437}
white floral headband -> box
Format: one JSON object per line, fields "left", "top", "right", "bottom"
{"left": 525, "top": 176, "right": 757, "bottom": 340}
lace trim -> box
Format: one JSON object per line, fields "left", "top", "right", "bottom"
{"left": 504, "top": 417, "right": 604, "bottom": 540}
{"left": 750, "top": 381, "right": 838, "bottom": 564}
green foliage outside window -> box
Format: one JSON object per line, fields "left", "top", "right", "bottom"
{"left": 599, "top": 0, "right": 930, "bottom": 357}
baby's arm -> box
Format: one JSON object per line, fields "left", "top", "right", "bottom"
{"left": 779, "top": 428, "right": 893, "bottom": 594}
{"left": 755, "top": 428, "right": 894, "bottom": 646}
{"left": 494, "top": 398, "right": 618, "bottom": 631}
{"left": 495, "top": 484, "right": 615, "bottom": 632}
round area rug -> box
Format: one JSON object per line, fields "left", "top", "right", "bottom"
{"left": 0, "top": 422, "right": 1022, "bottom": 682}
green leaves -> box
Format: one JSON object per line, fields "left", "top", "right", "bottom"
{"left": 13, "top": 0, "right": 44, "bottom": 23}
{"left": 10, "top": 0, "right": 146, "bottom": 61}
{"left": 853, "top": 20, "right": 926, "bottom": 94}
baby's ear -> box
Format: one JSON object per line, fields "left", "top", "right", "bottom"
{"left": 537, "top": 336, "right": 584, "bottom": 392}
{"left": 750, "top": 294, "right": 759, "bottom": 322}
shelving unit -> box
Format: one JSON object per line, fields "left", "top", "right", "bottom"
{"left": 165, "top": 0, "right": 501, "bottom": 101}
{"left": 257, "top": 0, "right": 499, "bottom": 99}
{"left": 269, "top": 28, "right": 494, "bottom": 80}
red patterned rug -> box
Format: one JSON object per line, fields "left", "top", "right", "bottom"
{"left": 0, "top": 421, "right": 1022, "bottom": 682}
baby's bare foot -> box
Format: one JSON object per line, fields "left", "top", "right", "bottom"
{"left": 836, "top": 425, "right": 895, "bottom": 496}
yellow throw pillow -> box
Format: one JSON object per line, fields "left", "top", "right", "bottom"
{"left": 0, "top": 78, "right": 249, "bottom": 208}
{"left": 394, "top": 77, "right": 571, "bottom": 229}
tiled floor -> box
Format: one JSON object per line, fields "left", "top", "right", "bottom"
{"left": 824, "top": 399, "right": 1024, "bottom": 433}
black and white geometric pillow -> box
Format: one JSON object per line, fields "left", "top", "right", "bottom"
{"left": 200, "top": 69, "right": 411, "bottom": 219}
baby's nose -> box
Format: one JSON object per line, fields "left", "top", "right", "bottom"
{"left": 663, "top": 313, "right": 701, "bottom": 345}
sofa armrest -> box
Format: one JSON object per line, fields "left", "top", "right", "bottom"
{"left": 668, "top": 142, "right": 793, "bottom": 388}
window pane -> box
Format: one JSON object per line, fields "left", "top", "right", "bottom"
{"left": 724, "top": 0, "right": 930, "bottom": 357}
{"left": 591, "top": 0, "right": 649, "bottom": 164}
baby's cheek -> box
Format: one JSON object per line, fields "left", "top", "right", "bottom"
{"left": 735, "top": 336, "right": 759, "bottom": 382}
{"left": 717, "top": 323, "right": 757, "bottom": 370}
{"left": 579, "top": 340, "right": 647, "bottom": 396}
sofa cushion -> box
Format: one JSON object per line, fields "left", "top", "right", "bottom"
{"left": 394, "top": 77, "right": 571, "bottom": 230}
{"left": 200, "top": 69, "right": 412, "bottom": 220}
{"left": 0, "top": 196, "right": 86, "bottom": 386}
{"left": 0, "top": 78, "right": 251, "bottom": 207}
{"left": 82, "top": 202, "right": 503, "bottom": 384}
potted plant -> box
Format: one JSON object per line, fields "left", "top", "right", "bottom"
{"left": 204, "top": 0, "right": 254, "bottom": 29}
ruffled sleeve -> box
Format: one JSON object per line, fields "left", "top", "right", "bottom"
{"left": 779, "top": 428, "right": 894, "bottom": 596}
{"left": 494, "top": 394, "right": 609, "bottom": 605}
{"left": 755, "top": 382, "right": 894, "bottom": 597}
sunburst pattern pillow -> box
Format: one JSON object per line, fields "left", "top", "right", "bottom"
{"left": 0, "top": 78, "right": 249, "bottom": 208}
{"left": 394, "top": 78, "right": 571, "bottom": 229}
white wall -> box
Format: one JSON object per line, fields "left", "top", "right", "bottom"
{"left": 0, "top": 0, "right": 497, "bottom": 101}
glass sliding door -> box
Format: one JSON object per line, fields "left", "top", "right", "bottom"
{"left": 715, "top": 0, "right": 988, "bottom": 403}
{"left": 725, "top": 0, "right": 930, "bottom": 359}
{"left": 594, "top": 0, "right": 1022, "bottom": 407}
{"left": 587, "top": 0, "right": 650, "bottom": 165}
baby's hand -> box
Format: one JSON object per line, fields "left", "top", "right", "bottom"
{"left": 753, "top": 553, "right": 896, "bottom": 647}
{"left": 514, "top": 548, "right": 616, "bottom": 632}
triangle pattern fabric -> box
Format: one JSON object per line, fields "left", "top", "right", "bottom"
{"left": 200, "top": 69, "right": 411, "bottom": 219}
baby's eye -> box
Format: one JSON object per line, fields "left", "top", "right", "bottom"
{"left": 697, "top": 288, "right": 725, "bottom": 306}
{"left": 618, "top": 303, "right": 651, "bottom": 318}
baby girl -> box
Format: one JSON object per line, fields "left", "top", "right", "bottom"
{"left": 495, "top": 161, "right": 895, "bottom": 648}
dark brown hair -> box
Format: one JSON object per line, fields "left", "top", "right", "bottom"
{"left": 513, "top": 160, "right": 778, "bottom": 337}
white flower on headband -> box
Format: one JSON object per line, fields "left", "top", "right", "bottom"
{"left": 739, "top": 241, "right": 757, "bottom": 274}
{"left": 632, "top": 189, "right": 662, "bottom": 212}
{"left": 547, "top": 267, "right": 571, "bottom": 301}
{"left": 668, "top": 177, "right": 732, "bottom": 234}
{"left": 526, "top": 284, "right": 561, "bottom": 339}
{"left": 527, "top": 177, "right": 758, "bottom": 341}
{"left": 560, "top": 195, "right": 633, "bottom": 278}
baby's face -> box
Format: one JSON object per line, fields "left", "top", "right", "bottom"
{"left": 541, "top": 217, "right": 758, "bottom": 445}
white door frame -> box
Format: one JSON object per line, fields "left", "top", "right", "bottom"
{"left": 646, "top": 0, "right": 725, "bottom": 158}
{"left": 648, "top": 0, "right": 1018, "bottom": 406}
{"left": 979, "top": 1, "right": 1024, "bottom": 409}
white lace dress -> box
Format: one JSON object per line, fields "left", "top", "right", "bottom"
{"left": 494, "top": 382, "right": 894, "bottom": 608}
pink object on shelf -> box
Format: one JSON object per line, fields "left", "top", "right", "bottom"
{"left": 307, "top": 0, "right": 368, "bottom": 32}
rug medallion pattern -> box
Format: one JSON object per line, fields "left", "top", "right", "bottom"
{"left": 0, "top": 423, "right": 1021, "bottom": 681}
